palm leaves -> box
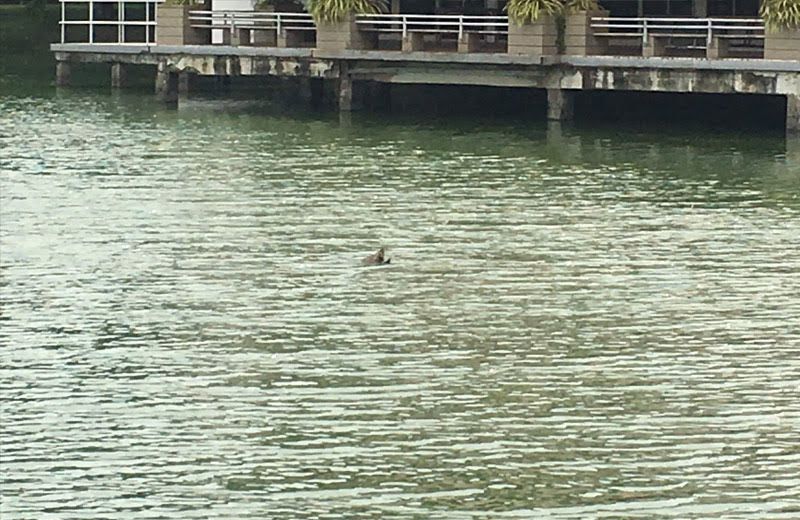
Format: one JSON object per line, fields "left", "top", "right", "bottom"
{"left": 760, "top": 0, "right": 800, "bottom": 31}
{"left": 505, "top": 0, "right": 600, "bottom": 24}
{"left": 564, "top": 0, "right": 601, "bottom": 14}
{"left": 505, "top": 0, "right": 563, "bottom": 23}
{"left": 307, "top": 0, "right": 388, "bottom": 22}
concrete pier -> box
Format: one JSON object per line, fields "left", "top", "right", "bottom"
{"left": 50, "top": 45, "right": 800, "bottom": 131}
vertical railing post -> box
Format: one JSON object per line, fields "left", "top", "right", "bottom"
{"left": 642, "top": 18, "right": 647, "bottom": 46}
{"left": 706, "top": 18, "right": 712, "bottom": 47}
{"left": 458, "top": 15, "right": 463, "bottom": 40}
{"left": 402, "top": 15, "right": 407, "bottom": 39}
{"left": 118, "top": 0, "right": 123, "bottom": 43}
{"left": 277, "top": 12, "right": 282, "bottom": 37}
{"left": 61, "top": 0, "right": 65, "bottom": 43}
{"left": 146, "top": 0, "right": 151, "bottom": 44}
{"left": 88, "top": 0, "right": 93, "bottom": 43}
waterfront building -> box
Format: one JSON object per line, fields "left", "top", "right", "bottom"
{"left": 51, "top": 0, "right": 799, "bottom": 131}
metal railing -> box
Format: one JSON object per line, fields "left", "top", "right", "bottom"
{"left": 56, "top": 7, "right": 768, "bottom": 55}
{"left": 59, "top": 0, "right": 162, "bottom": 44}
{"left": 591, "top": 17, "right": 764, "bottom": 47}
{"left": 355, "top": 14, "right": 508, "bottom": 39}
{"left": 187, "top": 10, "right": 315, "bottom": 34}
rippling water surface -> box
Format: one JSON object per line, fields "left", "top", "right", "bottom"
{"left": 2, "top": 88, "right": 800, "bottom": 519}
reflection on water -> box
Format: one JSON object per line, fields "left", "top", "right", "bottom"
{"left": 1, "top": 90, "right": 800, "bottom": 519}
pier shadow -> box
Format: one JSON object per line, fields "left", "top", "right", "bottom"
{"left": 574, "top": 90, "right": 786, "bottom": 134}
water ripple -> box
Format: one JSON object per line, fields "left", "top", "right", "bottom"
{"left": 2, "top": 93, "right": 800, "bottom": 519}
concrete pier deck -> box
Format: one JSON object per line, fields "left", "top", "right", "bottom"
{"left": 50, "top": 43, "right": 800, "bottom": 131}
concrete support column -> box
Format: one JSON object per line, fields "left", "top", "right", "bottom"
{"left": 178, "top": 72, "right": 190, "bottom": 94}
{"left": 56, "top": 60, "right": 70, "bottom": 87}
{"left": 111, "top": 63, "right": 126, "bottom": 88}
{"left": 163, "top": 72, "right": 179, "bottom": 107}
{"left": 154, "top": 62, "right": 167, "bottom": 94}
{"left": 338, "top": 74, "right": 354, "bottom": 111}
{"left": 338, "top": 73, "right": 368, "bottom": 112}
{"left": 155, "top": 62, "right": 178, "bottom": 108}
{"left": 547, "top": 88, "right": 574, "bottom": 121}
{"left": 546, "top": 120, "right": 564, "bottom": 146}
{"left": 788, "top": 94, "right": 800, "bottom": 133}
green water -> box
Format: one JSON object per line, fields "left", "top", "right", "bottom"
{"left": 2, "top": 9, "right": 800, "bottom": 518}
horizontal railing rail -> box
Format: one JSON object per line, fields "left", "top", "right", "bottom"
{"left": 59, "top": 0, "right": 162, "bottom": 44}
{"left": 356, "top": 14, "right": 509, "bottom": 39}
{"left": 57, "top": 7, "right": 769, "bottom": 56}
{"left": 591, "top": 16, "right": 764, "bottom": 47}
{"left": 187, "top": 10, "right": 315, "bottom": 33}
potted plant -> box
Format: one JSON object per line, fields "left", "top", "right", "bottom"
{"left": 505, "top": 0, "right": 565, "bottom": 55}
{"left": 307, "top": 0, "right": 385, "bottom": 22}
{"left": 760, "top": 0, "right": 800, "bottom": 59}
{"left": 506, "top": 0, "right": 603, "bottom": 56}
{"left": 309, "top": 0, "right": 387, "bottom": 51}
{"left": 563, "top": 0, "right": 605, "bottom": 56}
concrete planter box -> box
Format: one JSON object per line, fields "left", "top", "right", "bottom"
{"left": 507, "top": 16, "right": 558, "bottom": 56}
{"left": 765, "top": 28, "right": 800, "bottom": 60}
{"left": 564, "top": 10, "right": 607, "bottom": 56}
{"left": 157, "top": 5, "right": 207, "bottom": 45}
{"left": 315, "top": 13, "right": 376, "bottom": 52}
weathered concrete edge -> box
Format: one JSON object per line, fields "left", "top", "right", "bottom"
{"left": 311, "top": 49, "right": 548, "bottom": 66}
{"left": 562, "top": 55, "right": 800, "bottom": 73}
{"left": 50, "top": 43, "right": 800, "bottom": 72}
